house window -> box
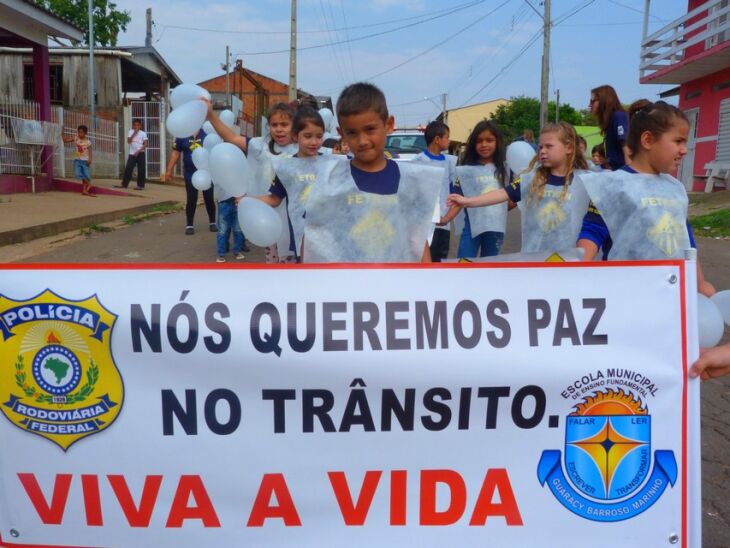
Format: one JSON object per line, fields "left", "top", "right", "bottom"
{"left": 22, "top": 64, "right": 64, "bottom": 104}
{"left": 706, "top": 0, "right": 729, "bottom": 49}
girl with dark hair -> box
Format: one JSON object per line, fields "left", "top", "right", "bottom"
{"left": 577, "top": 100, "right": 715, "bottom": 295}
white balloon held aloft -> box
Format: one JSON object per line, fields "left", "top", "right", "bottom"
{"left": 209, "top": 142, "right": 249, "bottom": 197}
{"left": 698, "top": 293, "right": 724, "bottom": 348}
{"left": 191, "top": 170, "right": 212, "bottom": 191}
{"left": 203, "top": 133, "right": 223, "bottom": 152}
{"left": 191, "top": 147, "right": 209, "bottom": 171}
{"left": 219, "top": 109, "right": 236, "bottom": 128}
{"left": 710, "top": 290, "right": 730, "bottom": 326}
{"left": 319, "top": 108, "right": 335, "bottom": 133}
{"left": 166, "top": 100, "right": 207, "bottom": 138}
{"left": 506, "top": 141, "right": 536, "bottom": 174}
{"left": 170, "top": 83, "right": 211, "bottom": 109}
{"left": 237, "top": 197, "right": 283, "bottom": 247}
{"left": 202, "top": 121, "right": 217, "bottom": 136}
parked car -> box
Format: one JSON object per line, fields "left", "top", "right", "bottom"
{"left": 385, "top": 131, "right": 427, "bottom": 160}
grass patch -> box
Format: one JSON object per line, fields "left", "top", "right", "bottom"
{"left": 80, "top": 224, "right": 114, "bottom": 236}
{"left": 122, "top": 202, "right": 184, "bottom": 225}
{"left": 690, "top": 209, "right": 730, "bottom": 238}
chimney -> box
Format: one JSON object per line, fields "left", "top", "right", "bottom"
{"left": 145, "top": 8, "right": 153, "bottom": 47}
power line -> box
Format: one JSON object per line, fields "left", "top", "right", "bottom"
{"left": 364, "top": 0, "right": 513, "bottom": 81}
{"left": 160, "top": 0, "right": 489, "bottom": 37}
{"left": 319, "top": 0, "right": 348, "bottom": 87}
{"left": 338, "top": 0, "right": 357, "bottom": 81}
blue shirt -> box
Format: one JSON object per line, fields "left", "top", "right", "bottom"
{"left": 504, "top": 173, "right": 565, "bottom": 203}
{"left": 173, "top": 131, "right": 206, "bottom": 181}
{"left": 351, "top": 159, "right": 400, "bottom": 195}
{"left": 605, "top": 111, "right": 629, "bottom": 171}
{"left": 422, "top": 149, "right": 446, "bottom": 161}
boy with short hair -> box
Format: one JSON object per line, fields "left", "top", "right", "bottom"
{"left": 118, "top": 119, "right": 148, "bottom": 190}
{"left": 62, "top": 125, "right": 94, "bottom": 196}
{"left": 591, "top": 143, "right": 609, "bottom": 170}
{"left": 302, "top": 82, "right": 442, "bottom": 263}
{"left": 414, "top": 121, "right": 455, "bottom": 262}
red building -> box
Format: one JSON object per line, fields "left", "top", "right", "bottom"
{"left": 640, "top": 0, "right": 730, "bottom": 191}
{"left": 198, "top": 62, "right": 314, "bottom": 137}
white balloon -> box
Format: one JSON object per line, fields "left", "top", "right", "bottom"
{"left": 203, "top": 133, "right": 223, "bottom": 152}
{"left": 220, "top": 109, "right": 236, "bottom": 128}
{"left": 166, "top": 100, "right": 207, "bottom": 138}
{"left": 191, "top": 170, "right": 212, "bottom": 191}
{"left": 170, "top": 83, "right": 211, "bottom": 109}
{"left": 237, "top": 197, "right": 283, "bottom": 247}
{"left": 191, "top": 147, "right": 209, "bottom": 171}
{"left": 202, "top": 121, "right": 218, "bottom": 136}
{"left": 319, "top": 108, "right": 335, "bottom": 133}
{"left": 506, "top": 141, "right": 536, "bottom": 174}
{"left": 698, "top": 293, "right": 725, "bottom": 348}
{"left": 711, "top": 289, "right": 730, "bottom": 326}
{"left": 209, "top": 142, "right": 249, "bottom": 197}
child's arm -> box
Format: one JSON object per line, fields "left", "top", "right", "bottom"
{"left": 420, "top": 243, "right": 432, "bottom": 263}
{"left": 87, "top": 145, "right": 92, "bottom": 166}
{"left": 256, "top": 194, "right": 283, "bottom": 208}
{"left": 62, "top": 135, "right": 75, "bottom": 144}
{"left": 697, "top": 261, "right": 716, "bottom": 297}
{"left": 690, "top": 344, "right": 730, "bottom": 380}
{"left": 127, "top": 130, "right": 137, "bottom": 144}
{"left": 138, "top": 137, "right": 148, "bottom": 156}
{"left": 438, "top": 205, "right": 461, "bottom": 226}
{"left": 202, "top": 98, "right": 247, "bottom": 152}
{"left": 447, "top": 188, "right": 509, "bottom": 208}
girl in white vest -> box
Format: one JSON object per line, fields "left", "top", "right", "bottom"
{"left": 575, "top": 100, "right": 716, "bottom": 295}
{"left": 448, "top": 122, "right": 590, "bottom": 254}
{"left": 256, "top": 106, "right": 341, "bottom": 260}
{"left": 442, "top": 120, "right": 512, "bottom": 258}
{"left": 205, "top": 101, "right": 298, "bottom": 263}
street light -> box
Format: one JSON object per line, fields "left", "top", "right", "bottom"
{"left": 424, "top": 93, "right": 447, "bottom": 125}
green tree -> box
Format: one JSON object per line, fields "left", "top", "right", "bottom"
{"left": 42, "top": 0, "right": 131, "bottom": 46}
{"left": 489, "top": 96, "right": 587, "bottom": 142}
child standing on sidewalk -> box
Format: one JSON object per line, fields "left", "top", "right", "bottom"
{"left": 62, "top": 125, "right": 94, "bottom": 197}
{"left": 215, "top": 195, "right": 245, "bottom": 263}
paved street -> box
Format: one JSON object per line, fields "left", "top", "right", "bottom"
{"left": 4, "top": 204, "right": 730, "bottom": 546}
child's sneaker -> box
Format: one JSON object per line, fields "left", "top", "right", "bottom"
{"left": 216, "top": 256, "right": 226, "bottom": 263}
{"left": 209, "top": 223, "right": 218, "bottom": 232}
{"left": 235, "top": 252, "right": 245, "bottom": 260}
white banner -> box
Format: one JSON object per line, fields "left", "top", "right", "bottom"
{"left": 0, "top": 263, "right": 700, "bottom": 547}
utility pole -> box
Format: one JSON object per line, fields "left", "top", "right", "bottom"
{"left": 442, "top": 93, "right": 448, "bottom": 126}
{"left": 555, "top": 89, "right": 560, "bottom": 123}
{"left": 225, "top": 45, "right": 230, "bottom": 109}
{"left": 539, "top": 0, "right": 551, "bottom": 129}
{"left": 145, "top": 8, "right": 152, "bottom": 47}
{"left": 87, "top": 0, "right": 95, "bottom": 128}
{"left": 288, "top": 0, "right": 297, "bottom": 101}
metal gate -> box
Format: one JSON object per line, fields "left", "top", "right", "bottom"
{"left": 129, "top": 100, "right": 165, "bottom": 179}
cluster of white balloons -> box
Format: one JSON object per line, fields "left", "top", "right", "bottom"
{"left": 698, "top": 290, "right": 730, "bottom": 348}
{"left": 167, "top": 83, "right": 283, "bottom": 247}
{"left": 319, "top": 108, "right": 336, "bottom": 141}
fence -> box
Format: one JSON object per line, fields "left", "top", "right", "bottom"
{"left": 130, "top": 100, "right": 163, "bottom": 179}
{"left": 0, "top": 95, "right": 120, "bottom": 179}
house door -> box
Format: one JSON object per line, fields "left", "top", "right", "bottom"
{"left": 679, "top": 108, "right": 698, "bottom": 190}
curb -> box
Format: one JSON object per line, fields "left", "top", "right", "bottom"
{"left": 0, "top": 200, "right": 181, "bottom": 247}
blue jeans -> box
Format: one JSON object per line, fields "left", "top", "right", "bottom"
{"left": 216, "top": 199, "right": 245, "bottom": 255}
{"left": 457, "top": 215, "right": 504, "bottom": 258}
{"left": 74, "top": 159, "right": 91, "bottom": 181}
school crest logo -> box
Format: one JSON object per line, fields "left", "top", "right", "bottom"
{"left": 538, "top": 201, "right": 567, "bottom": 232}
{"left": 352, "top": 209, "right": 396, "bottom": 257}
{"left": 0, "top": 290, "right": 123, "bottom": 450}
{"left": 647, "top": 211, "right": 685, "bottom": 257}
{"left": 537, "top": 388, "right": 677, "bottom": 521}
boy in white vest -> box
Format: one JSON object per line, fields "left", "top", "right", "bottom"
{"left": 302, "top": 83, "right": 441, "bottom": 263}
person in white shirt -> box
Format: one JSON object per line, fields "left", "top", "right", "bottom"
{"left": 117, "top": 119, "right": 148, "bottom": 190}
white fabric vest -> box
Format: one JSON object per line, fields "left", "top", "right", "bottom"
{"left": 518, "top": 170, "right": 590, "bottom": 253}
{"left": 412, "top": 152, "right": 456, "bottom": 232}
{"left": 303, "top": 161, "right": 441, "bottom": 263}
{"left": 274, "top": 156, "right": 342, "bottom": 256}
{"left": 578, "top": 170, "right": 690, "bottom": 260}
{"left": 456, "top": 164, "right": 508, "bottom": 236}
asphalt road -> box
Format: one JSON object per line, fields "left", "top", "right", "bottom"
{"left": 13, "top": 205, "right": 730, "bottom": 546}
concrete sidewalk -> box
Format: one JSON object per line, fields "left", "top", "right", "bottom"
{"left": 0, "top": 178, "right": 186, "bottom": 247}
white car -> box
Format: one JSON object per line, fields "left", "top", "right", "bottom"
{"left": 385, "top": 131, "right": 427, "bottom": 161}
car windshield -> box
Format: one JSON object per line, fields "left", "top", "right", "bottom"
{"left": 386, "top": 134, "right": 426, "bottom": 153}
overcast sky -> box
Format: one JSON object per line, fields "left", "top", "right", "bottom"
{"left": 116, "top": 0, "right": 688, "bottom": 126}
